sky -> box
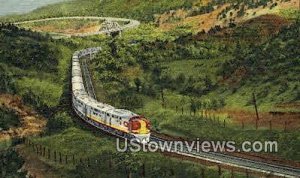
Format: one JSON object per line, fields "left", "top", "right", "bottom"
{"left": 0, "top": 0, "right": 65, "bottom": 16}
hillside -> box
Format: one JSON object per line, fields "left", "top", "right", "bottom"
{"left": 0, "top": 0, "right": 299, "bottom": 177}
{"left": 86, "top": 16, "right": 300, "bottom": 160}
{"left": 156, "top": 0, "right": 299, "bottom": 32}
{"left": 0, "top": 0, "right": 198, "bottom": 22}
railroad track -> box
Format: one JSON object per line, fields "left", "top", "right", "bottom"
{"left": 15, "top": 17, "right": 300, "bottom": 178}
{"left": 81, "top": 57, "right": 97, "bottom": 100}
{"left": 14, "top": 16, "right": 140, "bottom": 37}
{"left": 80, "top": 47, "right": 300, "bottom": 178}
{"left": 151, "top": 136, "right": 300, "bottom": 178}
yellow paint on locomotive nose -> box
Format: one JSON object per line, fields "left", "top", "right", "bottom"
{"left": 138, "top": 120, "right": 149, "bottom": 134}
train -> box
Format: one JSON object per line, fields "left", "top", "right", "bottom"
{"left": 72, "top": 47, "right": 151, "bottom": 143}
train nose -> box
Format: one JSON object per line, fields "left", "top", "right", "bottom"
{"left": 129, "top": 116, "right": 150, "bottom": 134}
{"left": 138, "top": 120, "right": 150, "bottom": 134}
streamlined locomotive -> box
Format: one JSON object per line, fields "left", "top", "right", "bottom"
{"left": 72, "top": 48, "right": 150, "bottom": 143}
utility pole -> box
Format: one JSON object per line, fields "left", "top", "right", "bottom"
{"left": 252, "top": 92, "right": 259, "bottom": 120}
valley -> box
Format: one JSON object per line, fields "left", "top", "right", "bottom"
{"left": 0, "top": 0, "right": 299, "bottom": 177}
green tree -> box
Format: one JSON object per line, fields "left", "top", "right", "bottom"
{"left": 190, "top": 98, "right": 199, "bottom": 116}
{"left": 115, "top": 152, "right": 142, "bottom": 178}
{"left": 134, "top": 78, "right": 142, "bottom": 92}
{"left": 0, "top": 65, "right": 15, "bottom": 93}
{"left": 0, "top": 149, "right": 27, "bottom": 178}
{"left": 46, "top": 112, "right": 74, "bottom": 133}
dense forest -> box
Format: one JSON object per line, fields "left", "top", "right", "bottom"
{"left": 0, "top": 24, "right": 73, "bottom": 116}
{"left": 220, "top": 20, "right": 300, "bottom": 102}
{"left": 0, "top": 149, "right": 27, "bottom": 177}
{"left": 88, "top": 18, "right": 300, "bottom": 161}
{"left": 91, "top": 20, "right": 300, "bottom": 110}
{"left": 0, "top": 107, "right": 20, "bottom": 130}
{"left": 0, "top": 24, "right": 58, "bottom": 72}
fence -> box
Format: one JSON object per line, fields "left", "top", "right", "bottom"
{"left": 173, "top": 105, "right": 299, "bottom": 131}
{"left": 24, "top": 138, "right": 91, "bottom": 166}
{"left": 24, "top": 138, "right": 258, "bottom": 178}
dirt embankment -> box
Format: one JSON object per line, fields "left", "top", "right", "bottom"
{"left": 218, "top": 108, "right": 300, "bottom": 130}
{"left": 156, "top": 0, "right": 298, "bottom": 33}
{"left": 33, "top": 23, "right": 102, "bottom": 35}
{"left": 0, "top": 94, "right": 46, "bottom": 141}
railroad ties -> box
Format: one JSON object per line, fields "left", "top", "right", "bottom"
{"left": 100, "top": 20, "right": 122, "bottom": 36}
{"left": 81, "top": 57, "right": 97, "bottom": 100}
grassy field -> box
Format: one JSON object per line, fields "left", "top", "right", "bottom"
{"left": 28, "top": 127, "right": 249, "bottom": 178}
{"left": 0, "top": 0, "right": 196, "bottom": 22}
{"left": 19, "top": 19, "right": 105, "bottom": 35}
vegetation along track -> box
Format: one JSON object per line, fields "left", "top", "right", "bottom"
{"left": 15, "top": 16, "right": 300, "bottom": 178}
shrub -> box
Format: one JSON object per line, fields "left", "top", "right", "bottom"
{"left": 0, "top": 149, "right": 27, "bottom": 177}
{"left": 46, "top": 112, "right": 74, "bottom": 133}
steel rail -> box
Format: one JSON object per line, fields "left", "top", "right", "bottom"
{"left": 80, "top": 49, "right": 300, "bottom": 177}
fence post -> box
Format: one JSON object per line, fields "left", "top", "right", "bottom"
{"left": 284, "top": 121, "right": 287, "bottom": 131}
{"left": 170, "top": 168, "right": 174, "bottom": 176}
{"left": 255, "top": 119, "right": 258, "bottom": 130}
{"left": 36, "top": 145, "right": 38, "bottom": 155}
{"left": 109, "top": 156, "right": 112, "bottom": 169}
{"left": 223, "top": 119, "right": 226, "bottom": 128}
{"left": 141, "top": 163, "right": 145, "bottom": 177}
{"left": 245, "top": 169, "right": 249, "bottom": 178}
{"left": 201, "top": 168, "right": 205, "bottom": 178}
{"left": 59, "top": 152, "right": 62, "bottom": 163}
{"left": 54, "top": 151, "right": 57, "bottom": 162}
{"left": 269, "top": 121, "right": 272, "bottom": 131}
{"left": 39, "top": 145, "right": 42, "bottom": 156}
{"left": 48, "top": 148, "right": 50, "bottom": 159}
{"left": 218, "top": 165, "right": 221, "bottom": 176}
{"left": 65, "top": 155, "right": 68, "bottom": 164}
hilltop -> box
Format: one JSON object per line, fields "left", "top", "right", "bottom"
{"left": 156, "top": 0, "right": 299, "bottom": 32}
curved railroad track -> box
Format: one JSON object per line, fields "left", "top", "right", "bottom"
{"left": 15, "top": 17, "right": 300, "bottom": 178}
{"left": 15, "top": 16, "right": 140, "bottom": 37}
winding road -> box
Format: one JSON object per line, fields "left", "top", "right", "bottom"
{"left": 15, "top": 16, "right": 300, "bottom": 178}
